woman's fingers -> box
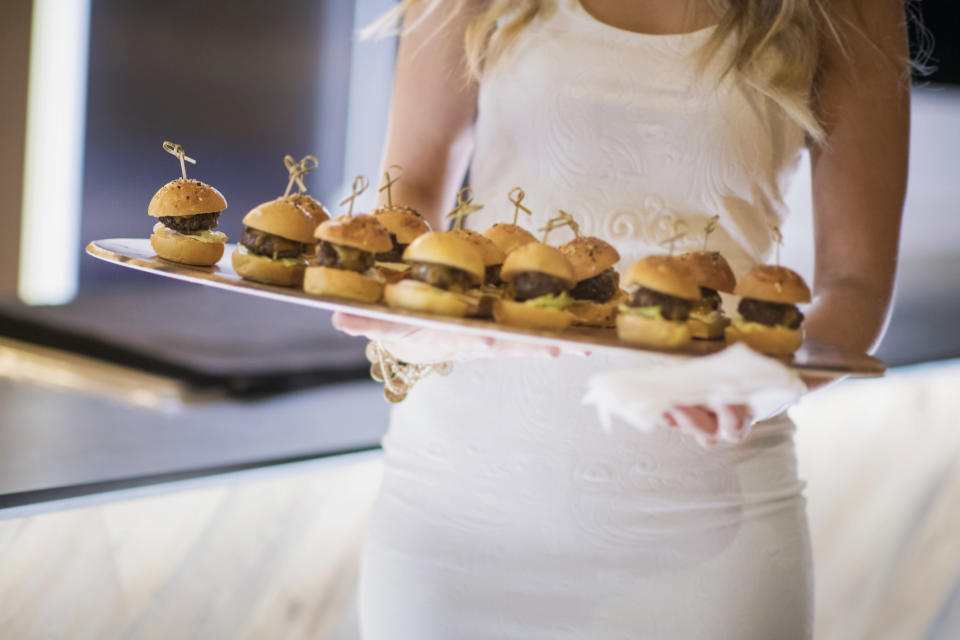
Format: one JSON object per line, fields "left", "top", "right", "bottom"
{"left": 331, "top": 312, "right": 420, "bottom": 340}
{"left": 666, "top": 406, "right": 718, "bottom": 448}
{"left": 712, "top": 403, "right": 754, "bottom": 443}
{"left": 663, "top": 404, "right": 755, "bottom": 447}
{"left": 332, "top": 312, "right": 588, "bottom": 362}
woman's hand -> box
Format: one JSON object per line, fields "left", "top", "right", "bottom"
{"left": 662, "top": 404, "right": 753, "bottom": 448}
{"left": 332, "top": 312, "right": 588, "bottom": 364}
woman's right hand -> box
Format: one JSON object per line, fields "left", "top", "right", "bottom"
{"left": 332, "top": 312, "right": 587, "bottom": 365}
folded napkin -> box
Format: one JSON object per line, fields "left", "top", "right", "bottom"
{"left": 582, "top": 343, "right": 807, "bottom": 445}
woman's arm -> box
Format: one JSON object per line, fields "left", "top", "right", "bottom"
{"left": 375, "top": 1, "right": 485, "bottom": 227}
{"left": 335, "top": 1, "right": 566, "bottom": 361}
{"left": 664, "top": 1, "right": 911, "bottom": 436}
{"left": 806, "top": 0, "right": 910, "bottom": 363}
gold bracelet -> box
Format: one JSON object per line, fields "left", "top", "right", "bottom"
{"left": 365, "top": 341, "right": 453, "bottom": 403}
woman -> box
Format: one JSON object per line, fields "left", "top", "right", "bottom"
{"left": 335, "top": 1, "right": 910, "bottom": 637}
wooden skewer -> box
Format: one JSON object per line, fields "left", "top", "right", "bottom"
{"left": 162, "top": 141, "right": 196, "bottom": 180}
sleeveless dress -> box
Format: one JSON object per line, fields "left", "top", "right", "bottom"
{"left": 359, "top": 3, "right": 813, "bottom": 638}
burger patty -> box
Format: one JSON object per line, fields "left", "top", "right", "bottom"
{"left": 485, "top": 264, "right": 502, "bottom": 287}
{"left": 316, "top": 241, "right": 375, "bottom": 273}
{"left": 374, "top": 234, "right": 407, "bottom": 263}
{"left": 158, "top": 211, "right": 220, "bottom": 234}
{"left": 699, "top": 286, "right": 722, "bottom": 311}
{"left": 570, "top": 267, "right": 619, "bottom": 302}
{"left": 240, "top": 227, "right": 308, "bottom": 260}
{"left": 408, "top": 262, "right": 475, "bottom": 291}
{"left": 629, "top": 287, "right": 693, "bottom": 321}
{"left": 513, "top": 272, "right": 569, "bottom": 301}
{"left": 738, "top": 298, "right": 804, "bottom": 329}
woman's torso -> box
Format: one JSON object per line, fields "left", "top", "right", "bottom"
{"left": 363, "top": 4, "right": 812, "bottom": 636}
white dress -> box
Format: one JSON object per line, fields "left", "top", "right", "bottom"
{"left": 359, "top": 2, "right": 813, "bottom": 638}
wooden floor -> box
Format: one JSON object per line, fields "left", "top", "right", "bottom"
{"left": 1, "top": 360, "right": 959, "bottom": 639}
{"left": 794, "top": 359, "right": 960, "bottom": 640}
{"left": 0, "top": 458, "right": 382, "bottom": 640}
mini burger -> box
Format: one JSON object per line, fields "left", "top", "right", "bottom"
{"left": 482, "top": 223, "right": 537, "bottom": 258}
{"left": 617, "top": 255, "right": 700, "bottom": 348}
{"left": 148, "top": 178, "right": 228, "bottom": 266}
{"left": 675, "top": 250, "right": 737, "bottom": 340}
{"left": 452, "top": 229, "right": 507, "bottom": 287}
{"left": 451, "top": 228, "right": 508, "bottom": 316}
{"left": 288, "top": 192, "right": 331, "bottom": 227}
{"left": 726, "top": 265, "right": 811, "bottom": 356}
{"left": 370, "top": 205, "right": 431, "bottom": 284}
{"left": 371, "top": 205, "right": 431, "bottom": 262}
{"left": 383, "top": 231, "right": 485, "bottom": 317}
{"left": 493, "top": 242, "right": 576, "bottom": 330}
{"left": 560, "top": 236, "right": 622, "bottom": 327}
{"left": 232, "top": 198, "right": 316, "bottom": 286}
{"left": 304, "top": 215, "right": 393, "bottom": 303}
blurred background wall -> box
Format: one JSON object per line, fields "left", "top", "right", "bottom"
{"left": 0, "top": 1, "right": 959, "bottom": 639}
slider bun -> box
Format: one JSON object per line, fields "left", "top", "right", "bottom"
{"left": 688, "top": 316, "right": 727, "bottom": 340}
{"left": 371, "top": 205, "right": 430, "bottom": 243}
{"left": 734, "top": 265, "right": 811, "bottom": 304}
{"left": 482, "top": 223, "right": 537, "bottom": 255}
{"left": 288, "top": 193, "right": 331, "bottom": 226}
{"left": 560, "top": 236, "right": 621, "bottom": 281}
{"left": 616, "top": 314, "right": 692, "bottom": 348}
{"left": 451, "top": 229, "right": 506, "bottom": 267}
{"left": 402, "top": 231, "right": 486, "bottom": 282}
{"left": 303, "top": 265, "right": 383, "bottom": 303}
{"left": 150, "top": 232, "right": 224, "bottom": 266}
{"left": 675, "top": 250, "right": 736, "bottom": 293}
{"left": 242, "top": 198, "right": 316, "bottom": 244}
{"left": 492, "top": 299, "right": 574, "bottom": 331}
{"left": 383, "top": 279, "right": 471, "bottom": 317}
{"left": 622, "top": 255, "right": 700, "bottom": 300}
{"left": 148, "top": 178, "right": 227, "bottom": 217}
{"left": 315, "top": 214, "right": 393, "bottom": 252}
{"left": 724, "top": 324, "right": 803, "bottom": 356}
{"left": 499, "top": 242, "right": 575, "bottom": 285}
{"left": 231, "top": 248, "right": 306, "bottom": 286}
{"left": 567, "top": 300, "right": 618, "bottom": 328}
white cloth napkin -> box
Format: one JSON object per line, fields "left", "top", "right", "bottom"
{"left": 582, "top": 343, "right": 807, "bottom": 445}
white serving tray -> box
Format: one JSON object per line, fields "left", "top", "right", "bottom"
{"left": 86, "top": 239, "right": 886, "bottom": 378}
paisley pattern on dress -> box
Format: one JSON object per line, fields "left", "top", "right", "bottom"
{"left": 360, "top": 3, "right": 813, "bottom": 638}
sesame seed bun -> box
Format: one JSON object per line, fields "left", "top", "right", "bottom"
{"left": 315, "top": 214, "right": 393, "bottom": 253}
{"left": 371, "top": 205, "right": 430, "bottom": 243}
{"left": 288, "top": 193, "right": 330, "bottom": 226}
{"left": 402, "top": 231, "right": 486, "bottom": 283}
{"left": 303, "top": 265, "right": 383, "bottom": 303}
{"left": 675, "top": 251, "right": 737, "bottom": 293}
{"left": 482, "top": 223, "right": 537, "bottom": 255}
{"left": 231, "top": 248, "right": 306, "bottom": 286}
{"left": 734, "top": 265, "right": 811, "bottom": 304}
{"left": 492, "top": 299, "right": 574, "bottom": 331}
{"left": 560, "top": 236, "right": 621, "bottom": 282}
{"left": 499, "top": 242, "right": 575, "bottom": 286}
{"left": 451, "top": 229, "right": 506, "bottom": 267}
{"left": 616, "top": 313, "right": 692, "bottom": 348}
{"left": 148, "top": 178, "right": 227, "bottom": 217}
{"left": 383, "top": 279, "right": 472, "bottom": 317}
{"left": 622, "top": 255, "right": 700, "bottom": 300}
{"left": 242, "top": 198, "right": 316, "bottom": 244}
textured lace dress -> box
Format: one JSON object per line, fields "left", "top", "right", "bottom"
{"left": 359, "top": 3, "right": 813, "bottom": 638}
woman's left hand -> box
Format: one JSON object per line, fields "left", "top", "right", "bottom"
{"left": 662, "top": 404, "right": 754, "bottom": 448}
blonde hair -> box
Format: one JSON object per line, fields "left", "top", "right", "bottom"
{"left": 368, "top": 1, "right": 915, "bottom": 143}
